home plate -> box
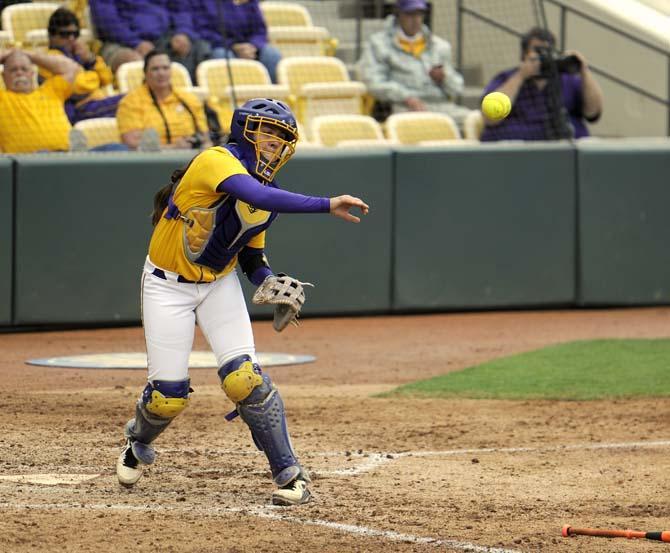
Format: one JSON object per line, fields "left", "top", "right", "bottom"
{"left": 0, "top": 474, "right": 100, "bottom": 485}
{"left": 26, "top": 351, "right": 316, "bottom": 370}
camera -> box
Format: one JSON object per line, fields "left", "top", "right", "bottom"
{"left": 534, "top": 46, "right": 582, "bottom": 77}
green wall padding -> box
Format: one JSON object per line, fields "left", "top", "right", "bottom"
{"left": 242, "top": 149, "right": 393, "bottom": 316}
{"left": 578, "top": 142, "right": 670, "bottom": 305}
{"left": 13, "top": 150, "right": 392, "bottom": 325}
{"left": 393, "top": 144, "right": 576, "bottom": 310}
{"left": 0, "top": 157, "right": 13, "bottom": 325}
{"left": 14, "top": 153, "right": 193, "bottom": 324}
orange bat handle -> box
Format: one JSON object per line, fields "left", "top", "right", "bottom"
{"left": 563, "top": 525, "right": 670, "bottom": 542}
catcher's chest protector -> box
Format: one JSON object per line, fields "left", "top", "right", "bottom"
{"left": 182, "top": 196, "right": 277, "bottom": 272}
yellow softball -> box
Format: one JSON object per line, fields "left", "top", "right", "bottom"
{"left": 481, "top": 92, "right": 512, "bottom": 121}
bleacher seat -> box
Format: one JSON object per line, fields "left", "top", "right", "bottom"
{"left": 260, "top": 2, "right": 313, "bottom": 26}
{"left": 384, "top": 112, "right": 462, "bottom": 144}
{"left": 310, "top": 114, "right": 384, "bottom": 147}
{"left": 464, "top": 110, "right": 484, "bottom": 141}
{"left": 277, "top": 56, "right": 366, "bottom": 137}
{"left": 1, "top": 2, "right": 60, "bottom": 46}
{"left": 196, "top": 58, "right": 290, "bottom": 133}
{"left": 73, "top": 117, "right": 120, "bottom": 149}
{"left": 267, "top": 26, "right": 333, "bottom": 57}
{"left": 0, "top": 30, "right": 11, "bottom": 49}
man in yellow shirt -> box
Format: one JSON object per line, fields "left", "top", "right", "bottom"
{"left": 116, "top": 50, "right": 210, "bottom": 151}
{"left": 0, "top": 49, "right": 79, "bottom": 153}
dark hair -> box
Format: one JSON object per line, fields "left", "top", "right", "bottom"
{"left": 48, "top": 8, "right": 79, "bottom": 35}
{"left": 520, "top": 27, "right": 556, "bottom": 57}
{"left": 143, "top": 49, "right": 170, "bottom": 73}
{"left": 151, "top": 156, "right": 198, "bottom": 226}
{"left": 152, "top": 168, "right": 185, "bottom": 226}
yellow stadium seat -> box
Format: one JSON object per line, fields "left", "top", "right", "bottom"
{"left": 116, "top": 60, "right": 195, "bottom": 93}
{"left": 267, "top": 26, "right": 335, "bottom": 57}
{"left": 0, "top": 30, "right": 11, "bottom": 49}
{"left": 1, "top": 2, "right": 60, "bottom": 46}
{"left": 310, "top": 114, "right": 383, "bottom": 147}
{"left": 260, "top": 2, "right": 313, "bottom": 26}
{"left": 463, "top": 110, "right": 484, "bottom": 141}
{"left": 277, "top": 56, "right": 366, "bottom": 137}
{"left": 196, "top": 59, "right": 290, "bottom": 133}
{"left": 384, "top": 112, "right": 462, "bottom": 144}
{"left": 73, "top": 117, "right": 121, "bottom": 149}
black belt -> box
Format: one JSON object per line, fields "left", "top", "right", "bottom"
{"left": 151, "top": 268, "right": 210, "bottom": 284}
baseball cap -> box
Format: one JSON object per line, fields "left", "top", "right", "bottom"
{"left": 396, "top": 0, "right": 428, "bottom": 12}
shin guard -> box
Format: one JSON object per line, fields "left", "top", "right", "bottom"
{"left": 219, "top": 355, "right": 304, "bottom": 485}
{"left": 124, "top": 379, "right": 191, "bottom": 464}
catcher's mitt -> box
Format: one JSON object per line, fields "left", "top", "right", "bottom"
{"left": 252, "top": 274, "right": 314, "bottom": 332}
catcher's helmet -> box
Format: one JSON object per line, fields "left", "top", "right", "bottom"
{"left": 230, "top": 98, "right": 299, "bottom": 181}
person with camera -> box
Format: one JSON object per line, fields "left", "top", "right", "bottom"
{"left": 480, "top": 27, "right": 603, "bottom": 141}
{"left": 116, "top": 50, "right": 211, "bottom": 151}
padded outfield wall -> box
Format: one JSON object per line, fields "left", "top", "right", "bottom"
{"left": 1, "top": 141, "right": 669, "bottom": 327}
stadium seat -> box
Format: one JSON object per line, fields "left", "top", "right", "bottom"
{"left": 196, "top": 58, "right": 289, "bottom": 104}
{"left": 260, "top": 2, "right": 313, "bottom": 26}
{"left": 277, "top": 56, "right": 366, "bottom": 137}
{"left": 116, "top": 60, "right": 206, "bottom": 99}
{"left": 1, "top": 2, "right": 60, "bottom": 46}
{"left": 463, "top": 110, "right": 485, "bottom": 141}
{"left": 196, "top": 59, "right": 290, "bottom": 133}
{"left": 0, "top": 30, "right": 11, "bottom": 49}
{"left": 384, "top": 112, "right": 462, "bottom": 144}
{"left": 310, "top": 114, "right": 384, "bottom": 147}
{"left": 267, "top": 26, "right": 334, "bottom": 57}
{"left": 73, "top": 117, "right": 121, "bottom": 149}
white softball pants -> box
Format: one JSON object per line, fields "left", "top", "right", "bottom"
{"left": 141, "top": 257, "right": 257, "bottom": 382}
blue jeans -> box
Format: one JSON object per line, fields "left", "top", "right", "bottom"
{"left": 211, "top": 44, "right": 282, "bottom": 83}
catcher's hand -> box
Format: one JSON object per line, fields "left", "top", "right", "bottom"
{"left": 252, "top": 274, "right": 314, "bottom": 332}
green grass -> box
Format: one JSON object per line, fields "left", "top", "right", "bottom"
{"left": 385, "top": 339, "right": 670, "bottom": 400}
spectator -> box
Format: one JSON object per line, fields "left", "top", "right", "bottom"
{"left": 88, "top": 0, "right": 210, "bottom": 80}
{"left": 0, "top": 49, "right": 79, "bottom": 153}
{"left": 480, "top": 27, "right": 603, "bottom": 141}
{"left": 116, "top": 50, "right": 211, "bottom": 151}
{"left": 189, "top": 0, "right": 282, "bottom": 83}
{"left": 357, "top": 0, "right": 470, "bottom": 126}
{"left": 40, "top": 7, "right": 124, "bottom": 124}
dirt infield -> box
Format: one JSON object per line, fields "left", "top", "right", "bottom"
{"left": 2, "top": 307, "right": 670, "bottom": 552}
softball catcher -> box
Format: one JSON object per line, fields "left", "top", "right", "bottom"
{"left": 116, "top": 98, "right": 369, "bottom": 505}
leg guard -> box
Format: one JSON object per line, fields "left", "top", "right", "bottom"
{"left": 219, "top": 355, "right": 306, "bottom": 486}
{"left": 124, "top": 379, "right": 191, "bottom": 464}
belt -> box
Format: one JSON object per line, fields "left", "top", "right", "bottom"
{"left": 151, "top": 268, "right": 210, "bottom": 284}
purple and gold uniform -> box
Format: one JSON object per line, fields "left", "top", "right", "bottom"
{"left": 117, "top": 99, "right": 333, "bottom": 506}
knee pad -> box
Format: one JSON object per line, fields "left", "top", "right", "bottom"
{"left": 218, "top": 355, "right": 264, "bottom": 403}
{"left": 141, "top": 379, "right": 191, "bottom": 418}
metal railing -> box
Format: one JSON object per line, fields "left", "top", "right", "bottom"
{"left": 456, "top": 0, "right": 670, "bottom": 135}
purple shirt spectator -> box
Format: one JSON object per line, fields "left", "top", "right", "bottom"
{"left": 89, "top": 0, "right": 198, "bottom": 48}
{"left": 188, "top": 0, "right": 268, "bottom": 50}
{"left": 480, "top": 68, "right": 594, "bottom": 141}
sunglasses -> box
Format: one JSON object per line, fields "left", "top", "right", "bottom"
{"left": 55, "top": 29, "right": 80, "bottom": 38}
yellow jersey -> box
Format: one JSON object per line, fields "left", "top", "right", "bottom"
{"left": 149, "top": 146, "right": 273, "bottom": 282}
{"left": 0, "top": 76, "right": 72, "bottom": 153}
{"left": 117, "top": 84, "right": 207, "bottom": 145}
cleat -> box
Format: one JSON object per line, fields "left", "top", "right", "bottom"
{"left": 116, "top": 438, "right": 144, "bottom": 487}
{"left": 272, "top": 477, "right": 311, "bottom": 506}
